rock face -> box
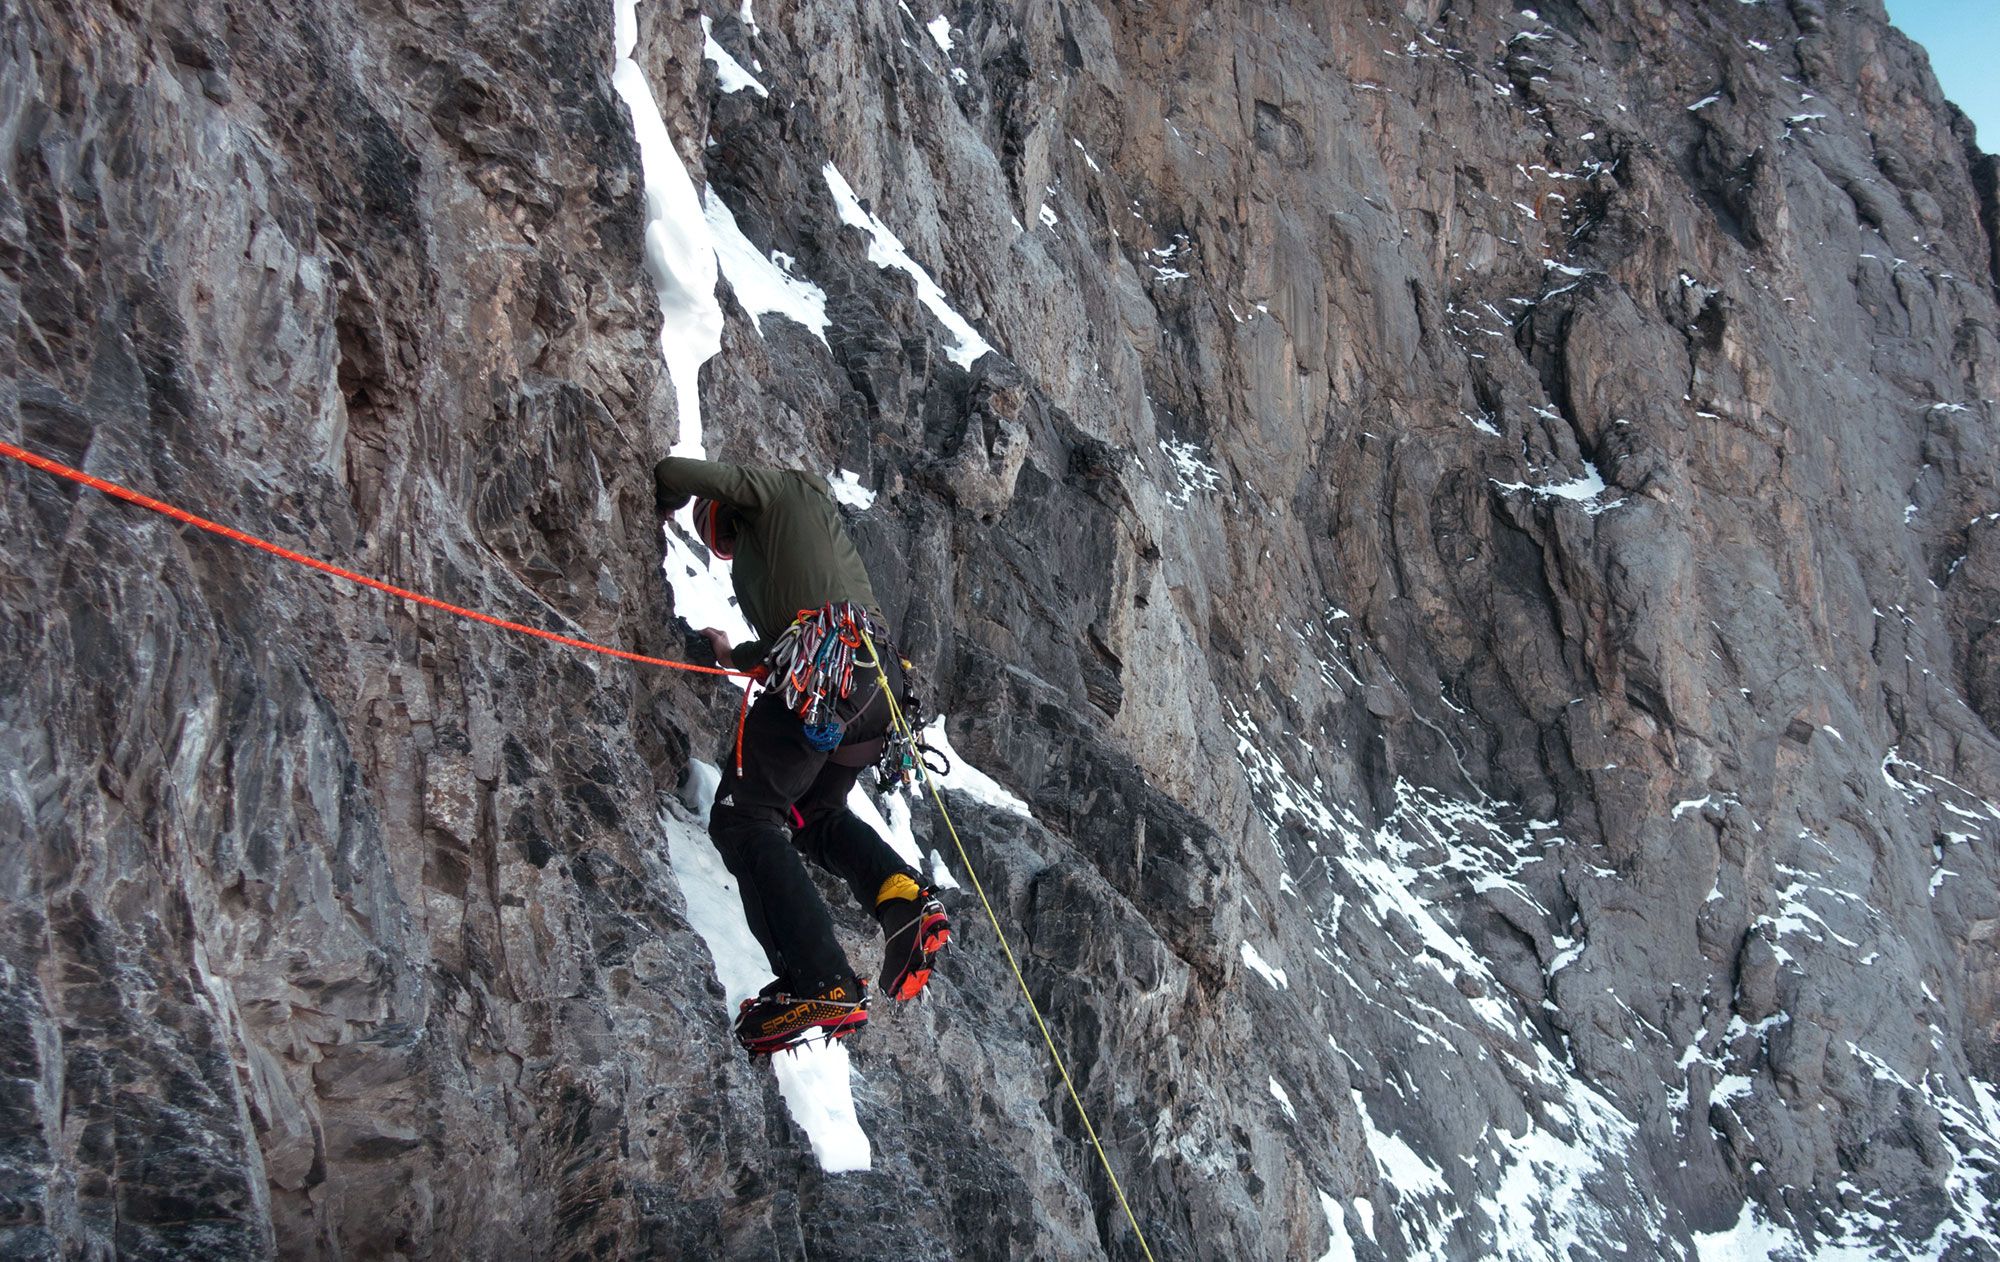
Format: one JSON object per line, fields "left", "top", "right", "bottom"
{"left": 3, "top": 0, "right": 1998, "bottom": 1256}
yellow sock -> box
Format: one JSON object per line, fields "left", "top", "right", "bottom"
{"left": 875, "top": 874, "right": 921, "bottom": 906}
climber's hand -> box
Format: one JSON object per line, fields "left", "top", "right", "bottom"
{"left": 676, "top": 617, "right": 716, "bottom": 667}
{"left": 702, "top": 628, "right": 735, "bottom": 671}
{"left": 656, "top": 480, "right": 689, "bottom": 520}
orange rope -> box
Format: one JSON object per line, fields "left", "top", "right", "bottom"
{"left": 0, "top": 439, "right": 753, "bottom": 680}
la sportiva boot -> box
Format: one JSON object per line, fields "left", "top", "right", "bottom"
{"left": 733, "top": 977, "right": 869, "bottom": 1056}
{"left": 875, "top": 883, "right": 951, "bottom": 1001}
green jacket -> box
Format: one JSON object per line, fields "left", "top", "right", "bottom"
{"left": 654, "top": 456, "right": 883, "bottom": 666}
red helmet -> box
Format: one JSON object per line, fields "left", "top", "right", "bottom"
{"left": 691, "top": 497, "right": 737, "bottom": 559}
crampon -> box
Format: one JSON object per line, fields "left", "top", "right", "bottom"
{"left": 733, "top": 978, "right": 870, "bottom": 1057}
{"left": 878, "top": 894, "right": 951, "bottom": 1002}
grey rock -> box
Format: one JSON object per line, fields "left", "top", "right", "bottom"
{"left": 4, "top": 0, "right": 1999, "bottom": 1257}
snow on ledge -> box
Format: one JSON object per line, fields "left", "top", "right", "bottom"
{"left": 1269, "top": 1077, "right": 1297, "bottom": 1122}
{"left": 1352, "top": 1089, "right": 1449, "bottom": 1198}
{"left": 703, "top": 188, "right": 830, "bottom": 346}
{"left": 1239, "top": 940, "right": 1289, "bottom": 989}
{"left": 823, "top": 162, "right": 994, "bottom": 369}
{"left": 1316, "top": 1191, "right": 1356, "bottom": 1262}
{"left": 701, "top": 16, "right": 768, "bottom": 96}
{"left": 921, "top": 718, "right": 1032, "bottom": 817}
{"left": 829, "top": 468, "right": 877, "bottom": 509}
{"left": 1491, "top": 461, "right": 1624, "bottom": 514}
{"left": 1672, "top": 794, "right": 1712, "bottom": 820}
{"left": 844, "top": 780, "right": 959, "bottom": 890}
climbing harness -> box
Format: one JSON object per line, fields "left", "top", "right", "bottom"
{"left": 728, "top": 602, "right": 881, "bottom": 773}
{"left": 858, "top": 626, "right": 1159, "bottom": 1262}
{"left": 766, "top": 601, "right": 880, "bottom": 739}
{"left": 1, "top": 438, "right": 1157, "bottom": 1259}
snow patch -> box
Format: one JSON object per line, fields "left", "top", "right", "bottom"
{"left": 828, "top": 468, "right": 877, "bottom": 509}
{"left": 1353, "top": 1089, "right": 1450, "bottom": 1197}
{"left": 1160, "top": 437, "right": 1222, "bottom": 507}
{"left": 1673, "top": 795, "right": 1712, "bottom": 820}
{"left": 661, "top": 512, "right": 756, "bottom": 644}
{"left": 773, "top": 1060, "right": 871, "bottom": 1173}
{"left": 844, "top": 784, "right": 921, "bottom": 870}
{"left": 701, "top": 17, "right": 768, "bottom": 96}
{"left": 613, "top": 1, "right": 722, "bottom": 454}
{"left": 1240, "top": 940, "right": 1290, "bottom": 989}
{"left": 824, "top": 162, "right": 993, "bottom": 369}
{"left": 1316, "top": 1191, "right": 1355, "bottom": 1262}
{"left": 921, "top": 717, "right": 1032, "bottom": 817}
{"left": 1492, "top": 461, "right": 1624, "bottom": 514}
{"left": 703, "top": 189, "right": 829, "bottom": 346}
{"left": 1269, "top": 1077, "right": 1298, "bottom": 1122}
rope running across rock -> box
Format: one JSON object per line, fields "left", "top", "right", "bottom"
{"left": 3, "top": 438, "right": 1160, "bottom": 1256}
{"left": 0, "top": 439, "right": 753, "bottom": 680}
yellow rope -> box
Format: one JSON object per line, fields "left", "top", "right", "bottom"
{"left": 7, "top": 440, "right": 1157, "bottom": 1248}
{"left": 862, "top": 630, "right": 1158, "bottom": 1262}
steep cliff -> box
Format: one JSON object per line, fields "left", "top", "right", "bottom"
{"left": 3, "top": 0, "right": 1997, "bottom": 1258}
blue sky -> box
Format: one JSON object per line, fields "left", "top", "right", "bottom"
{"left": 1885, "top": 0, "right": 2000, "bottom": 149}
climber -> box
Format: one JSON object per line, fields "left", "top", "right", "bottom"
{"left": 655, "top": 455, "right": 951, "bottom": 1056}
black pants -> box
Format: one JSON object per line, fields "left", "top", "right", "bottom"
{"left": 709, "top": 653, "right": 921, "bottom": 993}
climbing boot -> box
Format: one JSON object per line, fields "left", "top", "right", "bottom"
{"left": 876, "top": 891, "right": 951, "bottom": 1001}
{"left": 733, "top": 977, "right": 869, "bottom": 1056}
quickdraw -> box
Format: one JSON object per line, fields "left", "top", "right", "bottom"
{"left": 763, "top": 601, "right": 881, "bottom": 741}
{"left": 873, "top": 667, "right": 950, "bottom": 789}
